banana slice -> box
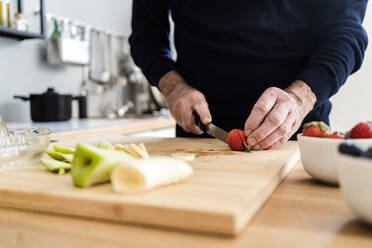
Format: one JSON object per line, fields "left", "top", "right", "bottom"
{"left": 137, "top": 143, "right": 150, "bottom": 159}
{"left": 98, "top": 141, "right": 115, "bottom": 150}
{"left": 111, "top": 157, "right": 193, "bottom": 193}
{"left": 113, "top": 144, "right": 130, "bottom": 154}
{"left": 171, "top": 152, "right": 195, "bottom": 161}
{"left": 114, "top": 143, "right": 149, "bottom": 159}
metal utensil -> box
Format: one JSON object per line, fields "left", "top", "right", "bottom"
{"left": 193, "top": 112, "right": 252, "bottom": 152}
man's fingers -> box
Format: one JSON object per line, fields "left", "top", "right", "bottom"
{"left": 165, "top": 83, "right": 211, "bottom": 135}
{"left": 181, "top": 106, "right": 204, "bottom": 135}
{"left": 194, "top": 102, "right": 212, "bottom": 125}
{"left": 256, "top": 113, "right": 295, "bottom": 150}
{"left": 246, "top": 102, "right": 290, "bottom": 148}
{"left": 267, "top": 121, "right": 298, "bottom": 150}
{"left": 244, "top": 88, "right": 277, "bottom": 136}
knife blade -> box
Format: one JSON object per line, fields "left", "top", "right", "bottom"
{"left": 193, "top": 112, "right": 252, "bottom": 152}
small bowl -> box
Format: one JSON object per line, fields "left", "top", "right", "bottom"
{"left": 297, "top": 134, "right": 372, "bottom": 185}
{"left": 338, "top": 154, "right": 372, "bottom": 225}
{"left": 0, "top": 127, "right": 51, "bottom": 169}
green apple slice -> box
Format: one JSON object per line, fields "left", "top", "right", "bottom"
{"left": 54, "top": 145, "right": 75, "bottom": 154}
{"left": 71, "top": 143, "right": 135, "bottom": 188}
{"left": 41, "top": 158, "right": 72, "bottom": 174}
{"left": 46, "top": 151, "right": 74, "bottom": 163}
{"left": 62, "top": 154, "right": 74, "bottom": 163}
{"left": 46, "top": 151, "right": 67, "bottom": 161}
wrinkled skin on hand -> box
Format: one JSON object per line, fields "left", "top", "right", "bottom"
{"left": 244, "top": 81, "right": 317, "bottom": 150}
{"left": 159, "top": 71, "right": 212, "bottom": 135}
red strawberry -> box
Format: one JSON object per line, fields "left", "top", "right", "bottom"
{"left": 227, "top": 129, "right": 248, "bottom": 151}
{"left": 349, "top": 122, "right": 372, "bottom": 139}
{"left": 324, "top": 132, "right": 345, "bottom": 139}
{"left": 302, "top": 121, "right": 330, "bottom": 138}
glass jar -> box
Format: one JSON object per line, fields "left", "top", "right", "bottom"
{"left": 13, "top": 12, "right": 28, "bottom": 31}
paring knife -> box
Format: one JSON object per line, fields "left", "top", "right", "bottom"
{"left": 193, "top": 112, "right": 252, "bottom": 152}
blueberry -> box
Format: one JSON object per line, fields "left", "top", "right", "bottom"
{"left": 363, "top": 147, "right": 372, "bottom": 159}
{"left": 338, "top": 142, "right": 365, "bottom": 157}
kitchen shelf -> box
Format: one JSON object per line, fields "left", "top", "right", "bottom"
{"left": 0, "top": 26, "right": 44, "bottom": 40}
{"left": 0, "top": 0, "right": 45, "bottom": 40}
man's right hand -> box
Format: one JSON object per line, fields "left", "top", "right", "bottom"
{"left": 158, "top": 70, "right": 212, "bottom": 135}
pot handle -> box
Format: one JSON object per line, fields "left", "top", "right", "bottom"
{"left": 73, "top": 96, "right": 87, "bottom": 119}
{"left": 13, "top": 95, "right": 30, "bottom": 101}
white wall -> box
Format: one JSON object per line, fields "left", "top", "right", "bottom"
{"left": 330, "top": 7, "right": 372, "bottom": 132}
{"left": 0, "top": 0, "right": 132, "bottom": 122}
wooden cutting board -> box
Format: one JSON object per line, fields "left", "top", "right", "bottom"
{"left": 0, "top": 137, "right": 299, "bottom": 236}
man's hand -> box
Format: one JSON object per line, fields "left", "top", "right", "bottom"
{"left": 244, "top": 81, "right": 317, "bottom": 150}
{"left": 159, "top": 70, "right": 212, "bottom": 135}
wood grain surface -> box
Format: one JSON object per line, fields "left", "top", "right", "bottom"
{"left": 1, "top": 161, "right": 371, "bottom": 248}
{"left": 0, "top": 137, "right": 298, "bottom": 236}
{"left": 50, "top": 117, "right": 176, "bottom": 142}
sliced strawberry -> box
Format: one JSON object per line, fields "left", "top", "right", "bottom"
{"left": 227, "top": 129, "right": 248, "bottom": 151}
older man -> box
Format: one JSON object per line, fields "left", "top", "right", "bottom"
{"left": 129, "top": 1, "right": 368, "bottom": 150}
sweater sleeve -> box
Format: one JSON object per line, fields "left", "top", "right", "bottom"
{"left": 129, "top": 0, "right": 175, "bottom": 86}
{"left": 296, "top": 0, "right": 368, "bottom": 107}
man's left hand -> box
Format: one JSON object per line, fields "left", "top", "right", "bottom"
{"left": 244, "top": 81, "right": 317, "bottom": 150}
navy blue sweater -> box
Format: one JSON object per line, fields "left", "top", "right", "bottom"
{"left": 129, "top": 0, "right": 368, "bottom": 137}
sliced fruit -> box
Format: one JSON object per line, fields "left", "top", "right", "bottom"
{"left": 111, "top": 157, "right": 193, "bottom": 193}
{"left": 128, "top": 143, "right": 149, "bottom": 158}
{"left": 171, "top": 152, "right": 195, "bottom": 161}
{"left": 138, "top": 143, "right": 150, "bottom": 158}
{"left": 46, "top": 151, "right": 74, "bottom": 163}
{"left": 227, "top": 129, "right": 248, "bottom": 151}
{"left": 41, "top": 158, "right": 72, "bottom": 174}
{"left": 62, "top": 154, "right": 74, "bottom": 163}
{"left": 113, "top": 144, "right": 134, "bottom": 157}
{"left": 53, "top": 145, "right": 75, "bottom": 154}
{"left": 58, "top": 168, "right": 66, "bottom": 175}
{"left": 97, "top": 141, "right": 115, "bottom": 150}
{"left": 124, "top": 144, "right": 141, "bottom": 158}
{"left": 114, "top": 143, "right": 149, "bottom": 159}
{"left": 71, "top": 143, "right": 135, "bottom": 188}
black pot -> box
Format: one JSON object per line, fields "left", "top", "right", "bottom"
{"left": 14, "top": 88, "right": 87, "bottom": 122}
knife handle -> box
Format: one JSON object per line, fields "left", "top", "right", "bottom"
{"left": 193, "top": 111, "right": 207, "bottom": 132}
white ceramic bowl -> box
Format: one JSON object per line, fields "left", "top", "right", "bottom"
{"left": 338, "top": 154, "right": 372, "bottom": 225}
{"left": 297, "top": 134, "right": 372, "bottom": 185}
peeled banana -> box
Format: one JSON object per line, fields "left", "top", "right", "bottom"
{"left": 111, "top": 157, "right": 193, "bottom": 193}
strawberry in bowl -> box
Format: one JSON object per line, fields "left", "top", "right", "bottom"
{"left": 298, "top": 121, "right": 372, "bottom": 185}
{"left": 349, "top": 122, "right": 372, "bottom": 139}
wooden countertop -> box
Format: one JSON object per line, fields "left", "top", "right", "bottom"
{"left": 50, "top": 117, "right": 176, "bottom": 142}
{"left": 1, "top": 159, "right": 371, "bottom": 247}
